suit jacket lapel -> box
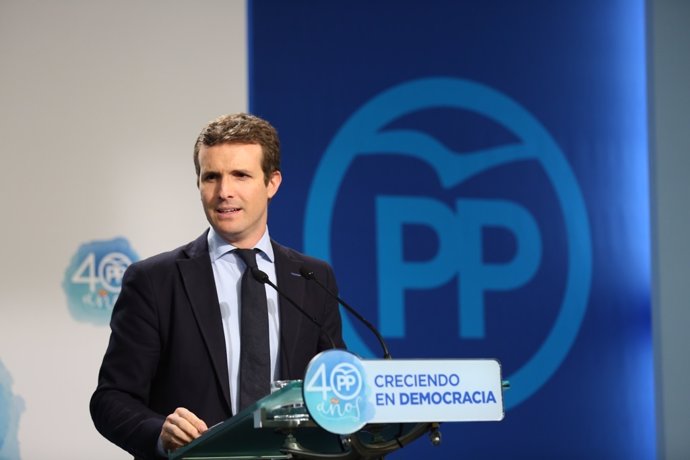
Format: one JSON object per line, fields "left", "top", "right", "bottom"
{"left": 177, "top": 232, "right": 232, "bottom": 413}
{"left": 272, "top": 241, "right": 307, "bottom": 380}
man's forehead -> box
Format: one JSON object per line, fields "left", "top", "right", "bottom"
{"left": 198, "top": 143, "right": 264, "bottom": 168}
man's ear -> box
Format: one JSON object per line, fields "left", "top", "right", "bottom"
{"left": 267, "top": 170, "right": 282, "bottom": 199}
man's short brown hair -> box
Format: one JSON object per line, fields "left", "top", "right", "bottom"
{"left": 194, "top": 113, "right": 281, "bottom": 184}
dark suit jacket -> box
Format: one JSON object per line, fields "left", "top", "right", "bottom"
{"left": 90, "top": 232, "right": 345, "bottom": 460}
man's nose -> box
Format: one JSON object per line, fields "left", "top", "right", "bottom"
{"left": 218, "top": 176, "right": 234, "bottom": 198}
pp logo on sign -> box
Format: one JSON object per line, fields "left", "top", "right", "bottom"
{"left": 331, "top": 363, "right": 363, "bottom": 401}
{"left": 303, "top": 350, "right": 373, "bottom": 435}
{"left": 62, "top": 237, "right": 139, "bottom": 325}
{"left": 304, "top": 78, "right": 591, "bottom": 410}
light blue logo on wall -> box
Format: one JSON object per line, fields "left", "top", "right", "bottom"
{"left": 303, "top": 350, "right": 374, "bottom": 434}
{"left": 63, "top": 237, "right": 139, "bottom": 325}
{"left": 0, "top": 359, "right": 25, "bottom": 459}
{"left": 304, "top": 77, "right": 592, "bottom": 409}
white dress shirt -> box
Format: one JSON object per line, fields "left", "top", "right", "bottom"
{"left": 207, "top": 227, "right": 281, "bottom": 415}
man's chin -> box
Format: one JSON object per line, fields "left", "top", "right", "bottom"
{"left": 216, "top": 228, "right": 240, "bottom": 241}
{"left": 207, "top": 220, "right": 236, "bottom": 237}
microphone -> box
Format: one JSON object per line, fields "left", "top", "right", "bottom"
{"left": 299, "top": 266, "right": 392, "bottom": 359}
{"left": 249, "top": 267, "right": 337, "bottom": 350}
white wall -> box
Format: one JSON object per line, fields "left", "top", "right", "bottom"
{"left": 0, "top": 1, "right": 247, "bottom": 458}
{"left": 649, "top": 1, "right": 690, "bottom": 458}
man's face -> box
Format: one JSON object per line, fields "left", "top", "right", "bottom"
{"left": 198, "top": 143, "right": 281, "bottom": 248}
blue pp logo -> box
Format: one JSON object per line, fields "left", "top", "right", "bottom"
{"left": 304, "top": 78, "right": 592, "bottom": 409}
{"left": 63, "top": 237, "right": 139, "bottom": 325}
{"left": 330, "top": 363, "right": 363, "bottom": 401}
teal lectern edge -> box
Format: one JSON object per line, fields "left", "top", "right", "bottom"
{"left": 168, "top": 376, "right": 508, "bottom": 459}
{"left": 169, "top": 381, "right": 345, "bottom": 460}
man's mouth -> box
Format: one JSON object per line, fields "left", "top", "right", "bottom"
{"left": 217, "top": 207, "right": 241, "bottom": 214}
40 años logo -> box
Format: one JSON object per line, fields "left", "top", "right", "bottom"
{"left": 303, "top": 350, "right": 374, "bottom": 435}
{"left": 62, "top": 237, "right": 139, "bottom": 325}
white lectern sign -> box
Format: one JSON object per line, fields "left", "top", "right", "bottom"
{"left": 303, "top": 350, "right": 505, "bottom": 435}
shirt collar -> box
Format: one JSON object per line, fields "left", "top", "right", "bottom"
{"left": 207, "top": 227, "right": 274, "bottom": 263}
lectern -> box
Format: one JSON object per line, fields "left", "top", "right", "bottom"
{"left": 169, "top": 350, "right": 506, "bottom": 459}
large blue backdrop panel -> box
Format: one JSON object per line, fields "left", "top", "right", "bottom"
{"left": 249, "top": 1, "right": 653, "bottom": 458}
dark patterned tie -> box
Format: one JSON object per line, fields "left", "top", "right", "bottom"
{"left": 234, "top": 248, "right": 271, "bottom": 411}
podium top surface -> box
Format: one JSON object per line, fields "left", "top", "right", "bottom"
{"left": 168, "top": 381, "right": 343, "bottom": 460}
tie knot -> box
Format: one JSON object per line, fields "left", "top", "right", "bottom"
{"left": 235, "top": 248, "right": 259, "bottom": 269}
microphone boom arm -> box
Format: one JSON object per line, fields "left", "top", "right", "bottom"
{"left": 299, "top": 267, "right": 392, "bottom": 359}
{"left": 250, "top": 267, "right": 338, "bottom": 350}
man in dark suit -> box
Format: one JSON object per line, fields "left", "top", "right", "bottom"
{"left": 90, "top": 113, "right": 346, "bottom": 459}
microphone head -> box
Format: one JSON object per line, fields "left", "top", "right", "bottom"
{"left": 250, "top": 267, "right": 270, "bottom": 283}
{"left": 299, "top": 266, "right": 315, "bottom": 280}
